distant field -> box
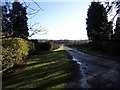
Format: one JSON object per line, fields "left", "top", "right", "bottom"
{"left": 3, "top": 50, "right": 78, "bottom": 89}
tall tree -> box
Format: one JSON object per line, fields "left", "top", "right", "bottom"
{"left": 113, "top": 17, "right": 120, "bottom": 41}
{"left": 86, "top": 2, "right": 111, "bottom": 42}
{"left": 2, "top": 3, "right": 12, "bottom": 37}
{"left": 2, "top": 0, "right": 46, "bottom": 39}
{"left": 11, "top": 1, "right": 29, "bottom": 39}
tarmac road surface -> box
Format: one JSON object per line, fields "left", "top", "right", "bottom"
{"left": 64, "top": 46, "right": 120, "bottom": 88}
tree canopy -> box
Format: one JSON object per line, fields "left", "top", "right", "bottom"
{"left": 113, "top": 17, "right": 120, "bottom": 41}
{"left": 11, "top": 1, "right": 29, "bottom": 38}
{"left": 2, "top": 1, "right": 29, "bottom": 39}
{"left": 86, "top": 2, "right": 112, "bottom": 42}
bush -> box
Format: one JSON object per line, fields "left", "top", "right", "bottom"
{"left": 2, "top": 47, "right": 14, "bottom": 69}
{"left": 28, "top": 41, "right": 35, "bottom": 55}
{"left": 39, "top": 42, "right": 51, "bottom": 51}
{"left": 89, "top": 41, "right": 120, "bottom": 55}
{"left": 27, "top": 39, "right": 41, "bottom": 55}
{"left": 2, "top": 38, "right": 29, "bottom": 69}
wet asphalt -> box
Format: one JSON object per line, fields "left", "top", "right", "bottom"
{"left": 64, "top": 46, "right": 120, "bottom": 88}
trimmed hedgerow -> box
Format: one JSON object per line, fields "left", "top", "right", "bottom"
{"left": 28, "top": 41, "right": 36, "bottom": 55}
{"left": 2, "top": 38, "right": 29, "bottom": 70}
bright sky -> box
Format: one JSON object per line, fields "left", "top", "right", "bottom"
{"left": 26, "top": 0, "right": 110, "bottom": 40}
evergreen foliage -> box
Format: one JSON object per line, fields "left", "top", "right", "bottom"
{"left": 113, "top": 17, "right": 120, "bottom": 41}
{"left": 86, "top": 2, "right": 112, "bottom": 42}
{"left": 11, "top": 1, "right": 29, "bottom": 38}
{"left": 2, "top": 1, "right": 29, "bottom": 38}
{"left": 2, "top": 4, "right": 12, "bottom": 37}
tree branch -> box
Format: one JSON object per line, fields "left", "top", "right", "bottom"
{"left": 28, "top": 23, "right": 48, "bottom": 37}
{"left": 31, "top": 0, "right": 44, "bottom": 11}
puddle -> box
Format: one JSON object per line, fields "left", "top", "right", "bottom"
{"left": 72, "top": 56, "right": 91, "bottom": 88}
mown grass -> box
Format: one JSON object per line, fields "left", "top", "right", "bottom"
{"left": 2, "top": 50, "right": 78, "bottom": 89}
{"left": 53, "top": 44, "right": 64, "bottom": 51}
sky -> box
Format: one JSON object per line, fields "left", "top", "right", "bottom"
{"left": 28, "top": 1, "right": 92, "bottom": 40}
{"left": 15, "top": 0, "right": 114, "bottom": 40}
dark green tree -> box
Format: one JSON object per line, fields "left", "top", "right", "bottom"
{"left": 11, "top": 1, "right": 29, "bottom": 39}
{"left": 106, "top": 21, "right": 113, "bottom": 40}
{"left": 113, "top": 17, "right": 120, "bottom": 41}
{"left": 2, "top": 3, "right": 12, "bottom": 37}
{"left": 86, "top": 2, "right": 111, "bottom": 42}
{"left": 2, "top": 0, "right": 45, "bottom": 39}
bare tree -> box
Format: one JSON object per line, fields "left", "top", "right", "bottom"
{"left": 105, "top": 0, "right": 120, "bottom": 22}
{"left": 28, "top": 22, "right": 48, "bottom": 38}
{"left": 22, "top": 0, "right": 48, "bottom": 38}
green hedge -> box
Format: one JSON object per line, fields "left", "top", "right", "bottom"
{"left": 2, "top": 38, "right": 29, "bottom": 70}
{"left": 39, "top": 42, "right": 51, "bottom": 51}
{"left": 28, "top": 41, "right": 35, "bottom": 55}
{"left": 2, "top": 47, "right": 14, "bottom": 70}
{"left": 28, "top": 39, "right": 41, "bottom": 54}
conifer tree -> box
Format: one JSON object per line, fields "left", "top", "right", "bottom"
{"left": 11, "top": 1, "right": 29, "bottom": 38}
{"left": 86, "top": 2, "right": 111, "bottom": 42}
{"left": 113, "top": 17, "right": 120, "bottom": 41}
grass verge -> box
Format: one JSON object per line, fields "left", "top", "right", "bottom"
{"left": 53, "top": 44, "right": 64, "bottom": 51}
{"left": 68, "top": 45, "right": 120, "bottom": 61}
{"left": 2, "top": 50, "right": 78, "bottom": 89}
